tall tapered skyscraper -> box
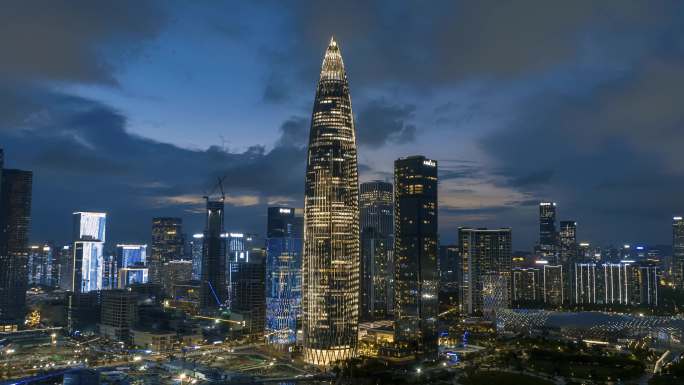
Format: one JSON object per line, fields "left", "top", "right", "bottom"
{"left": 302, "top": 37, "right": 360, "bottom": 366}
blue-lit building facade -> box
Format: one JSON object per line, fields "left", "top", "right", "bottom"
{"left": 28, "top": 244, "right": 54, "bottom": 287}
{"left": 265, "top": 207, "right": 303, "bottom": 347}
{"left": 72, "top": 212, "right": 107, "bottom": 293}
{"left": 116, "top": 244, "right": 147, "bottom": 267}
{"left": 115, "top": 244, "right": 148, "bottom": 288}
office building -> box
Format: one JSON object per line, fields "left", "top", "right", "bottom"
{"left": 117, "top": 267, "right": 148, "bottom": 288}
{"left": 59, "top": 245, "right": 73, "bottom": 291}
{"left": 539, "top": 202, "right": 558, "bottom": 259}
{"left": 512, "top": 267, "right": 540, "bottom": 303}
{"left": 359, "top": 181, "right": 394, "bottom": 321}
{"left": 150, "top": 217, "right": 184, "bottom": 284}
{"left": 394, "top": 156, "right": 438, "bottom": 357}
{"left": 458, "top": 228, "right": 512, "bottom": 317}
{"left": 265, "top": 206, "right": 302, "bottom": 347}
{"left": 559, "top": 221, "right": 577, "bottom": 265}
{"left": 99, "top": 289, "right": 138, "bottom": 344}
{"left": 116, "top": 244, "right": 147, "bottom": 268}
{"left": 200, "top": 199, "right": 226, "bottom": 311}
{"left": 0, "top": 161, "right": 32, "bottom": 327}
{"left": 72, "top": 212, "right": 106, "bottom": 293}
{"left": 161, "top": 259, "right": 192, "bottom": 297}
{"left": 673, "top": 216, "right": 684, "bottom": 288}
{"left": 27, "top": 244, "right": 54, "bottom": 287}
{"left": 190, "top": 234, "right": 203, "bottom": 280}
{"left": 225, "top": 231, "right": 258, "bottom": 306}
{"left": 542, "top": 264, "right": 564, "bottom": 306}
{"left": 102, "top": 254, "right": 117, "bottom": 290}
{"left": 230, "top": 254, "right": 266, "bottom": 339}
{"left": 302, "top": 37, "right": 360, "bottom": 366}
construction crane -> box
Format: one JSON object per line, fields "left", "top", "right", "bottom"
{"left": 203, "top": 176, "right": 226, "bottom": 203}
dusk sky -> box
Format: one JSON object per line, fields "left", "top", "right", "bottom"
{"left": 2, "top": 1, "right": 684, "bottom": 249}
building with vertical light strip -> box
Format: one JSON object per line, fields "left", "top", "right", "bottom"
{"left": 394, "top": 156, "right": 439, "bottom": 358}
{"left": 302, "top": 37, "right": 360, "bottom": 366}
{"left": 72, "top": 212, "right": 106, "bottom": 293}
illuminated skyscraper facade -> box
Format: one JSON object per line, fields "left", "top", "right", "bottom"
{"left": 0, "top": 160, "right": 33, "bottom": 327}
{"left": 539, "top": 202, "right": 558, "bottom": 259}
{"left": 359, "top": 181, "right": 393, "bottom": 320}
{"left": 28, "top": 244, "right": 54, "bottom": 287}
{"left": 458, "top": 228, "right": 511, "bottom": 317}
{"left": 394, "top": 156, "right": 438, "bottom": 358}
{"left": 266, "top": 207, "right": 302, "bottom": 347}
{"left": 116, "top": 244, "right": 147, "bottom": 268}
{"left": 673, "top": 216, "right": 684, "bottom": 288}
{"left": 190, "top": 233, "right": 203, "bottom": 280}
{"left": 72, "top": 212, "right": 106, "bottom": 293}
{"left": 559, "top": 221, "right": 577, "bottom": 264}
{"left": 115, "top": 244, "right": 148, "bottom": 288}
{"left": 302, "top": 37, "right": 360, "bottom": 366}
{"left": 150, "top": 217, "right": 184, "bottom": 284}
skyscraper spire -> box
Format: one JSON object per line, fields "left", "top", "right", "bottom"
{"left": 302, "top": 38, "right": 360, "bottom": 366}
{"left": 320, "top": 35, "right": 346, "bottom": 82}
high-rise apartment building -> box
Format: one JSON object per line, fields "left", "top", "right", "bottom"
{"left": 394, "top": 156, "right": 438, "bottom": 358}
{"left": 150, "top": 217, "right": 184, "bottom": 284}
{"left": 458, "top": 228, "right": 512, "bottom": 317}
{"left": 0, "top": 159, "right": 32, "bottom": 327}
{"left": 359, "top": 181, "right": 394, "bottom": 321}
{"left": 200, "top": 200, "right": 226, "bottom": 311}
{"left": 266, "top": 207, "right": 302, "bottom": 347}
{"left": 302, "top": 37, "right": 360, "bottom": 366}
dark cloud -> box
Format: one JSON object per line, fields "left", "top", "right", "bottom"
{"left": 0, "top": 83, "right": 305, "bottom": 244}
{"left": 0, "top": 0, "right": 167, "bottom": 84}
{"left": 479, "top": 54, "right": 684, "bottom": 245}
{"left": 356, "top": 99, "right": 416, "bottom": 148}
{"left": 276, "top": 116, "right": 308, "bottom": 147}
{"left": 259, "top": 0, "right": 682, "bottom": 93}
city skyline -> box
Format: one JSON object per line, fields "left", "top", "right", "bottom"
{"left": 4, "top": 3, "right": 684, "bottom": 383}
{"left": 2, "top": 2, "right": 684, "bottom": 249}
